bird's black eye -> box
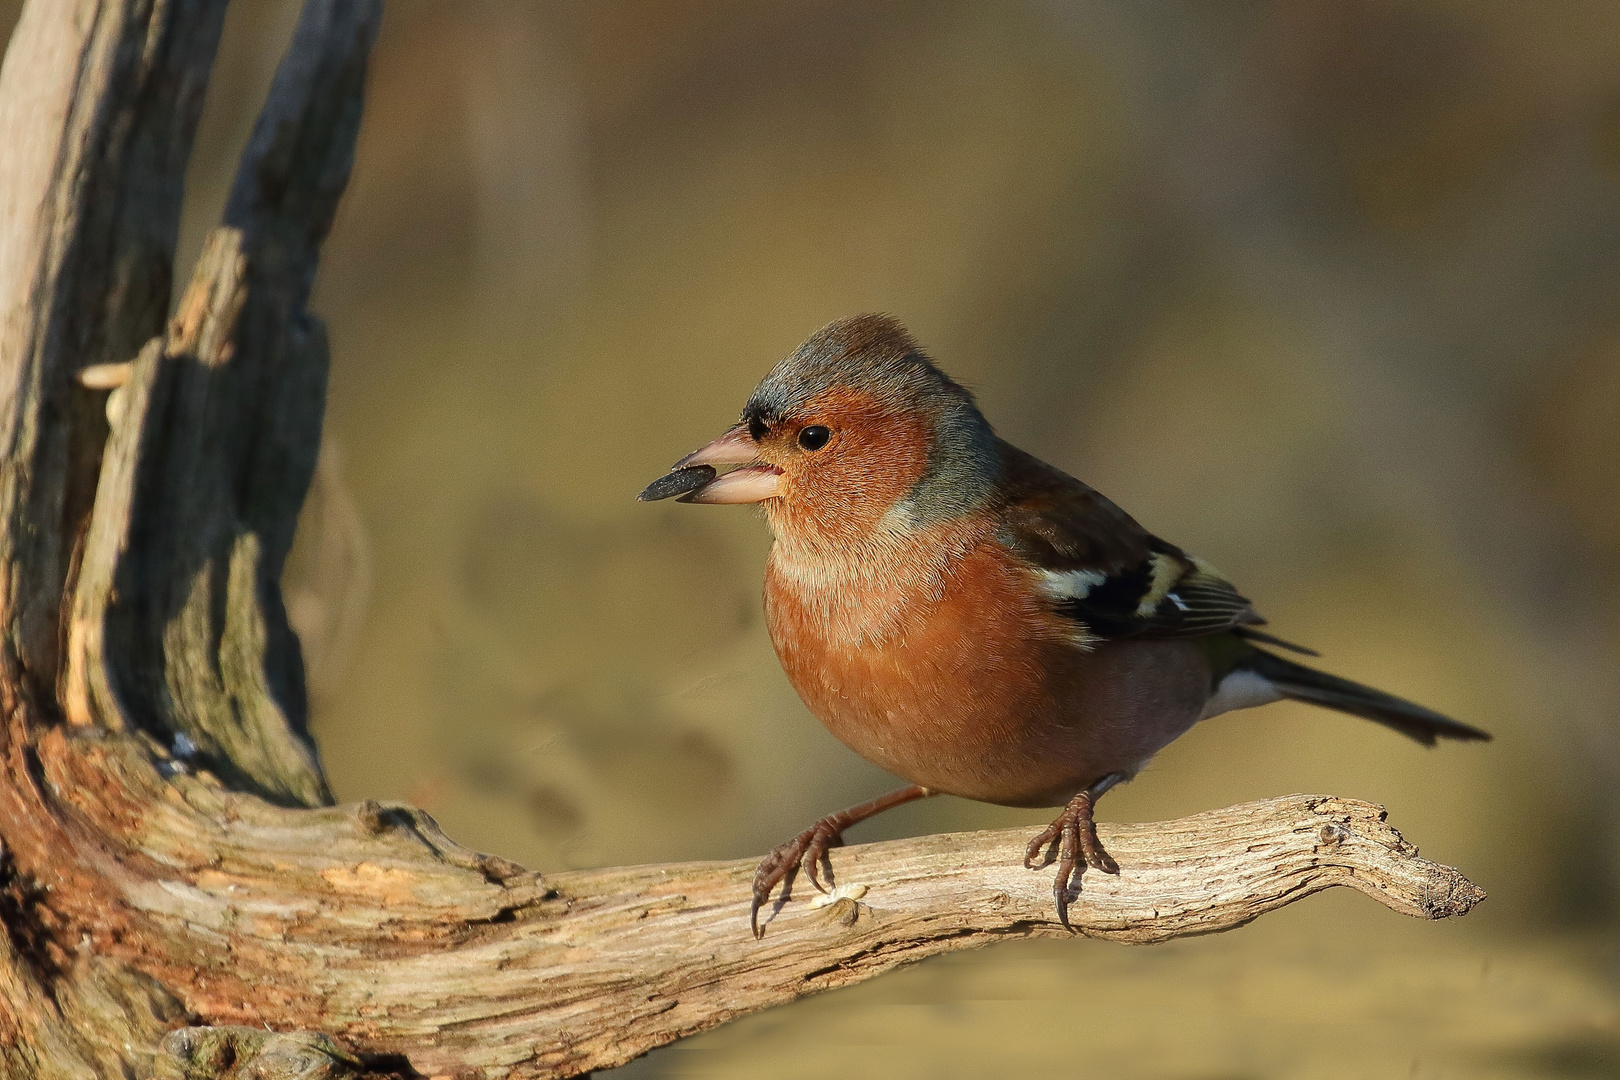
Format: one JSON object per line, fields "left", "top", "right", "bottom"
{"left": 797, "top": 425, "right": 831, "bottom": 451}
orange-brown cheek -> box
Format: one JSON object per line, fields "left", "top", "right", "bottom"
{"left": 771, "top": 398, "right": 933, "bottom": 537}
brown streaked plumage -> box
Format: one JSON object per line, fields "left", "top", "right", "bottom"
{"left": 640, "top": 313, "right": 1490, "bottom": 936}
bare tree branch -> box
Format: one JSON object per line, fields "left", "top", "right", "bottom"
{"left": 6, "top": 704, "right": 1484, "bottom": 1078}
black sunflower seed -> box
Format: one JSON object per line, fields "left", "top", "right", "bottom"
{"left": 636, "top": 464, "right": 718, "bottom": 502}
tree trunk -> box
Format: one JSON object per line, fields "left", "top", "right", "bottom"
{"left": 0, "top": 2, "right": 1484, "bottom": 1077}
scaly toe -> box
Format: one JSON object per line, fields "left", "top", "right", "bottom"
{"left": 803, "top": 830, "right": 837, "bottom": 893}
{"left": 1023, "top": 821, "right": 1064, "bottom": 869}
{"left": 1051, "top": 866, "right": 1077, "bottom": 930}
{"left": 750, "top": 832, "right": 815, "bottom": 937}
{"left": 1078, "top": 826, "right": 1119, "bottom": 875}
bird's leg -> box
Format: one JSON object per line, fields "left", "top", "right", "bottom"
{"left": 751, "top": 784, "right": 934, "bottom": 938}
{"left": 1023, "top": 773, "right": 1125, "bottom": 930}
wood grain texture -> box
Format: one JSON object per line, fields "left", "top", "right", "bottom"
{"left": 3, "top": 710, "right": 1483, "bottom": 1078}
{"left": 0, "top": 0, "right": 229, "bottom": 693}
{"left": 62, "top": 0, "right": 383, "bottom": 809}
{"left": 64, "top": 228, "right": 336, "bottom": 808}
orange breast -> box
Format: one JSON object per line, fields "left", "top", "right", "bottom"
{"left": 764, "top": 518, "right": 1082, "bottom": 806}
{"left": 765, "top": 521, "right": 1197, "bottom": 807}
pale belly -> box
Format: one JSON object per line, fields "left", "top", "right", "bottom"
{"left": 764, "top": 544, "right": 1213, "bottom": 808}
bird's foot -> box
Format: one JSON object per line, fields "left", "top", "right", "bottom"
{"left": 750, "top": 818, "right": 845, "bottom": 938}
{"left": 1023, "top": 789, "right": 1119, "bottom": 930}
{"left": 746, "top": 785, "right": 935, "bottom": 938}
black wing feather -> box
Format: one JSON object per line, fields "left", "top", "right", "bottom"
{"left": 993, "top": 441, "right": 1274, "bottom": 644}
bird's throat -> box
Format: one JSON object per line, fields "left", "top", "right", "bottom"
{"left": 763, "top": 511, "right": 995, "bottom": 651}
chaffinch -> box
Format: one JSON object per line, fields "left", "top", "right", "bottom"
{"left": 640, "top": 314, "right": 1489, "bottom": 936}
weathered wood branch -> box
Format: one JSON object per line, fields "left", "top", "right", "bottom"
{"left": 6, "top": 704, "right": 1482, "bottom": 1077}
{"left": 0, "top": 0, "right": 230, "bottom": 697}
{"left": 0, "top": 1, "right": 1486, "bottom": 1079}
{"left": 62, "top": 0, "right": 382, "bottom": 809}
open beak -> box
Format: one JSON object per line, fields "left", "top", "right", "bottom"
{"left": 637, "top": 423, "right": 783, "bottom": 504}
{"left": 671, "top": 423, "right": 758, "bottom": 470}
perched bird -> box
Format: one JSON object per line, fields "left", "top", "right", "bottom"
{"left": 639, "top": 314, "right": 1489, "bottom": 936}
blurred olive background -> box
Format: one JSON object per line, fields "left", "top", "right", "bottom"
{"left": 13, "top": 1, "right": 1620, "bottom": 1076}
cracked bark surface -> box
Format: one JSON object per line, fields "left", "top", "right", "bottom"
{"left": 0, "top": 1, "right": 1485, "bottom": 1077}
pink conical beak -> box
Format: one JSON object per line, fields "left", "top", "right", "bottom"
{"left": 672, "top": 424, "right": 759, "bottom": 469}
{"left": 657, "top": 424, "right": 782, "bottom": 504}
{"left": 686, "top": 465, "right": 781, "bottom": 503}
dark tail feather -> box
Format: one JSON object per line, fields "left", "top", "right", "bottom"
{"left": 1232, "top": 626, "right": 1320, "bottom": 657}
{"left": 1243, "top": 649, "right": 1491, "bottom": 746}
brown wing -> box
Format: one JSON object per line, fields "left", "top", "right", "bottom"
{"left": 993, "top": 441, "right": 1277, "bottom": 643}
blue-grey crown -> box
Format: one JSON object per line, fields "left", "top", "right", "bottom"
{"left": 745, "top": 314, "right": 1001, "bottom": 526}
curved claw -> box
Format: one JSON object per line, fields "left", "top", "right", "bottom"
{"left": 745, "top": 785, "right": 935, "bottom": 939}
{"left": 750, "top": 838, "right": 803, "bottom": 938}
{"left": 1023, "top": 821, "right": 1061, "bottom": 869}
{"left": 1052, "top": 862, "right": 1077, "bottom": 929}
{"left": 1026, "top": 787, "right": 1120, "bottom": 930}
{"left": 749, "top": 822, "right": 846, "bottom": 938}
{"left": 802, "top": 826, "right": 845, "bottom": 893}
{"left": 1080, "top": 826, "right": 1119, "bottom": 875}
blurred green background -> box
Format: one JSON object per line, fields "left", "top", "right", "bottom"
{"left": 15, "top": 1, "right": 1620, "bottom": 1076}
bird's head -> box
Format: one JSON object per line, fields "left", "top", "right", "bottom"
{"left": 643, "top": 315, "right": 1000, "bottom": 543}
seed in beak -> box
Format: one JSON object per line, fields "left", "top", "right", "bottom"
{"left": 637, "top": 465, "right": 718, "bottom": 502}
{"left": 680, "top": 464, "right": 782, "bottom": 504}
